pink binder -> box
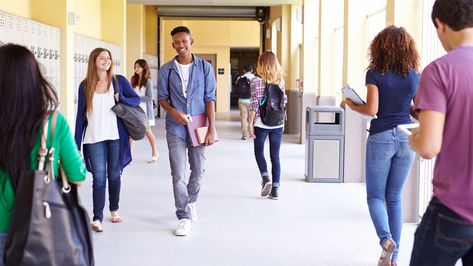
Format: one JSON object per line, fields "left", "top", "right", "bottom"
{"left": 187, "top": 114, "right": 208, "bottom": 147}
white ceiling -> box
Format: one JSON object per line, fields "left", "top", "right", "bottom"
{"left": 127, "top": 0, "right": 301, "bottom": 6}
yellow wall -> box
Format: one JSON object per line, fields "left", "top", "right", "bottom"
{"left": 145, "top": 5, "right": 157, "bottom": 55}
{"left": 101, "top": 0, "right": 126, "bottom": 74}
{"left": 229, "top": 21, "right": 261, "bottom": 47}
{"left": 126, "top": 4, "right": 144, "bottom": 78}
{"left": 73, "top": 0, "right": 101, "bottom": 39}
{"left": 0, "top": 0, "right": 30, "bottom": 18}
{"left": 161, "top": 19, "right": 260, "bottom": 112}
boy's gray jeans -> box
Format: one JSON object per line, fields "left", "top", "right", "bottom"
{"left": 166, "top": 132, "right": 206, "bottom": 220}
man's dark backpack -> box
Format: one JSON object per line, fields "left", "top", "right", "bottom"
{"left": 259, "top": 83, "right": 286, "bottom": 126}
{"left": 235, "top": 76, "right": 251, "bottom": 99}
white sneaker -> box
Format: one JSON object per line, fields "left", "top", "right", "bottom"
{"left": 188, "top": 202, "right": 198, "bottom": 222}
{"left": 174, "top": 219, "right": 191, "bottom": 236}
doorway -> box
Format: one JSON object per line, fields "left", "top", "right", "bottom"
{"left": 195, "top": 53, "right": 217, "bottom": 110}
{"left": 230, "top": 48, "right": 259, "bottom": 109}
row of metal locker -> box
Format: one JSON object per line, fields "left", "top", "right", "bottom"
{"left": 0, "top": 10, "right": 122, "bottom": 110}
{"left": 0, "top": 11, "right": 60, "bottom": 94}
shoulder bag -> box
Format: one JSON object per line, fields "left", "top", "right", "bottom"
{"left": 4, "top": 111, "right": 94, "bottom": 266}
{"left": 111, "top": 75, "right": 147, "bottom": 140}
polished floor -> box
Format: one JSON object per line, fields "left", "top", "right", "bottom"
{"left": 77, "top": 111, "right": 420, "bottom": 266}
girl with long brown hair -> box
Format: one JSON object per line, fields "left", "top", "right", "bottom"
{"left": 248, "top": 51, "right": 287, "bottom": 200}
{"left": 74, "top": 48, "right": 140, "bottom": 232}
{"left": 345, "top": 25, "right": 420, "bottom": 266}
{"left": 130, "top": 59, "right": 158, "bottom": 163}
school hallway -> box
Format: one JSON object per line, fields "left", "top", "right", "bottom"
{"left": 78, "top": 111, "right": 418, "bottom": 266}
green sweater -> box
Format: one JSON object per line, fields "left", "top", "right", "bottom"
{"left": 0, "top": 112, "right": 87, "bottom": 233}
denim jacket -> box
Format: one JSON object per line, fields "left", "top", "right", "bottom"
{"left": 158, "top": 55, "right": 216, "bottom": 140}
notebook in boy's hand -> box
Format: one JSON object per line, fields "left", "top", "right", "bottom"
{"left": 186, "top": 114, "right": 208, "bottom": 147}
{"left": 196, "top": 126, "right": 218, "bottom": 144}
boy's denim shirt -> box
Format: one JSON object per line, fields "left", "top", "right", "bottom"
{"left": 158, "top": 55, "right": 216, "bottom": 141}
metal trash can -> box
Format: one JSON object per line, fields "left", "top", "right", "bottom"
{"left": 305, "top": 106, "right": 345, "bottom": 183}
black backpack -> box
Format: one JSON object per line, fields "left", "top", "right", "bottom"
{"left": 259, "top": 83, "right": 286, "bottom": 126}
{"left": 235, "top": 76, "right": 251, "bottom": 99}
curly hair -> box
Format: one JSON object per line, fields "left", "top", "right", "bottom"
{"left": 368, "top": 25, "right": 419, "bottom": 75}
{"left": 432, "top": 0, "right": 473, "bottom": 30}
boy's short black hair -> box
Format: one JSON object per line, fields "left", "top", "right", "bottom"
{"left": 243, "top": 65, "right": 254, "bottom": 72}
{"left": 171, "top": 26, "right": 191, "bottom": 36}
{"left": 432, "top": 0, "right": 473, "bottom": 31}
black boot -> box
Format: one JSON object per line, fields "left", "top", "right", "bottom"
{"left": 269, "top": 187, "right": 279, "bottom": 200}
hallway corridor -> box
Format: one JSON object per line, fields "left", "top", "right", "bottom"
{"left": 78, "top": 112, "right": 417, "bottom": 266}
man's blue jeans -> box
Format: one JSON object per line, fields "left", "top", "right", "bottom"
{"left": 366, "top": 128, "right": 414, "bottom": 261}
{"left": 166, "top": 132, "right": 205, "bottom": 220}
{"left": 0, "top": 232, "right": 6, "bottom": 266}
{"left": 84, "top": 139, "right": 121, "bottom": 222}
{"left": 410, "top": 197, "right": 473, "bottom": 266}
{"left": 253, "top": 126, "right": 283, "bottom": 187}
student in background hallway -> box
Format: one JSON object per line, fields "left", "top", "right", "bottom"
{"left": 0, "top": 44, "right": 86, "bottom": 264}
{"left": 75, "top": 48, "right": 140, "bottom": 232}
{"left": 345, "top": 26, "right": 420, "bottom": 266}
{"left": 249, "top": 51, "right": 287, "bottom": 200}
{"left": 158, "top": 26, "right": 217, "bottom": 236}
{"left": 130, "top": 59, "right": 159, "bottom": 163}
{"left": 408, "top": 0, "right": 473, "bottom": 265}
{"left": 235, "top": 64, "right": 255, "bottom": 140}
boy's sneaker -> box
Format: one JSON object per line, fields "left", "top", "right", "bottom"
{"left": 188, "top": 202, "right": 198, "bottom": 222}
{"left": 261, "top": 179, "right": 272, "bottom": 197}
{"left": 268, "top": 187, "right": 279, "bottom": 200}
{"left": 377, "top": 238, "right": 396, "bottom": 266}
{"left": 174, "top": 219, "right": 191, "bottom": 236}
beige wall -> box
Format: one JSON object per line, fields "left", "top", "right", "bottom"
{"left": 0, "top": 0, "right": 30, "bottom": 18}
{"left": 101, "top": 0, "right": 126, "bottom": 74}
{"left": 144, "top": 5, "right": 157, "bottom": 56}
{"left": 73, "top": 0, "right": 101, "bottom": 39}
{"left": 161, "top": 19, "right": 260, "bottom": 112}
{"left": 126, "top": 4, "right": 144, "bottom": 79}
{"left": 302, "top": 0, "right": 319, "bottom": 95}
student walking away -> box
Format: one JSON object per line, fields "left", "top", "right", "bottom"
{"left": 408, "top": 1, "right": 473, "bottom": 265}
{"left": 0, "top": 44, "right": 87, "bottom": 265}
{"left": 158, "top": 26, "right": 217, "bottom": 236}
{"left": 130, "top": 59, "right": 159, "bottom": 163}
{"left": 75, "top": 48, "right": 140, "bottom": 232}
{"left": 235, "top": 64, "right": 255, "bottom": 140}
{"left": 344, "top": 26, "right": 420, "bottom": 266}
{"left": 248, "top": 51, "right": 287, "bottom": 200}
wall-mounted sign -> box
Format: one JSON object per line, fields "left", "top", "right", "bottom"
{"left": 218, "top": 68, "right": 224, "bottom": 75}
